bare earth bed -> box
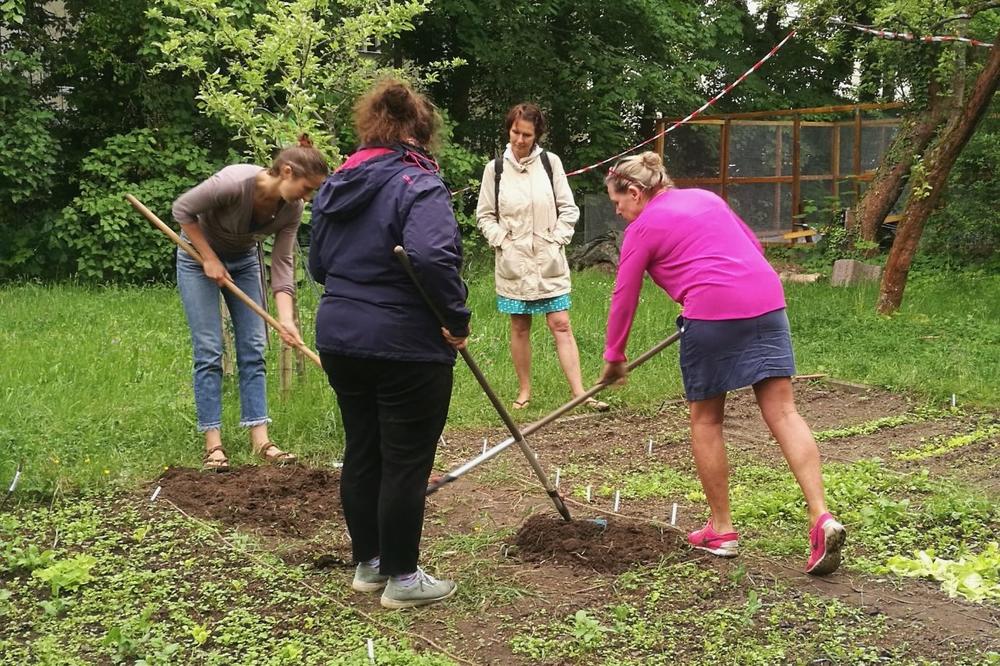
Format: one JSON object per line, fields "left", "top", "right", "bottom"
{"left": 129, "top": 379, "right": 998, "bottom": 664}
{"left": 2, "top": 380, "right": 997, "bottom": 664}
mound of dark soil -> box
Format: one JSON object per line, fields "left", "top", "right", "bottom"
{"left": 512, "top": 514, "right": 686, "bottom": 573}
{"left": 155, "top": 465, "right": 342, "bottom": 537}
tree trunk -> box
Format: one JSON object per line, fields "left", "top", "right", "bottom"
{"left": 877, "top": 35, "right": 1000, "bottom": 314}
{"left": 855, "top": 83, "right": 949, "bottom": 245}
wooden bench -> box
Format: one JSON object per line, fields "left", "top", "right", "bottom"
{"left": 782, "top": 228, "right": 819, "bottom": 242}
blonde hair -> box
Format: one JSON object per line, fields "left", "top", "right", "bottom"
{"left": 605, "top": 151, "right": 673, "bottom": 194}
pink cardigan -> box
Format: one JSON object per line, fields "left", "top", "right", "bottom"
{"left": 604, "top": 188, "right": 786, "bottom": 362}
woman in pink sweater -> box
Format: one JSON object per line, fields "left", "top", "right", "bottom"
{"left": 598, "top": 151, "right": 845, "bottom": 576}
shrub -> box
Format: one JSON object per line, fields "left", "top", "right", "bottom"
{"left": 921, "top": 115, "right": 1000, "bottom": 263}
{"left": 0, "top": 49, "right": 61, "bottom": 278}
{"left": 52, "top": 129, "right": 224, "bottom": 282}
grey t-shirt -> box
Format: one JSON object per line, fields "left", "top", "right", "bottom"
{"left": 172, "top": 164, "right": 303, "bottom": 295}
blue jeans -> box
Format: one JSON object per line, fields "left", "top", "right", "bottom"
{"left": 176, "top": 247, "right": 269, "bottom": 432}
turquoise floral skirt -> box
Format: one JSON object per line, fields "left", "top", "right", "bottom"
{"left": 496, "top": 293, "right": 571, "bottom": 315}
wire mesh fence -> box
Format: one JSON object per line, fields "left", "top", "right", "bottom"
{"left": 653, "top": 103, "right": 903, "bottom": 244}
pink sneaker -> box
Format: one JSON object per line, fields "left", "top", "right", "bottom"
{"left": 806, "top": 512, "right": 846, "bottom": 575}
{"left": 687, "top": 521, "right": 740, "bottom": 557}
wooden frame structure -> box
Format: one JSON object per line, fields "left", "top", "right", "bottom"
{"left": 653, "top": 102, "right": 905, "bottom": 242}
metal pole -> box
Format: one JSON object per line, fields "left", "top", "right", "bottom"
{"left": 393, "top": 246, "right": 572, "bottom": 521}
{"left": 427, "top": 331, "right": 681, "bottom": 494}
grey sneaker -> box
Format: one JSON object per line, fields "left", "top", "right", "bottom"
{"left": 352, "top": 563, "right": 390, "bottom": 592}
{"left": 380, "top": 568, "right": 457, "bottom": 609}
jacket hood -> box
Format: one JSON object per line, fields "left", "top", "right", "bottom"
{"left": 504, "top": 143, "right": 544, "bottom": 172}
{"left": 311, "top": 144, "right": 440, "bottom": 222}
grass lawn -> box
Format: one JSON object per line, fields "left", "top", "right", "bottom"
{"left": 0, "top": 267, "right": 997, "bottom": 494}
{"left": 1, "top": 265, "right": 998, "bottom": 664}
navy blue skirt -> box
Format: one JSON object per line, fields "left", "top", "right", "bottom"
{"left": 677, "top": 308, "right": 796, "bottom": 401}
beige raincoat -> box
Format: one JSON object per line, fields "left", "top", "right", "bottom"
{"left": 475, "top": 145, "right": 580, "bottom": 301}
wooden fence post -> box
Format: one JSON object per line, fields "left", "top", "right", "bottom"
{"left": 792, "top": 113, "right": 801, "bottom": 227}
{"left": 654, "top": 115, "right": 665, "bottom": 161}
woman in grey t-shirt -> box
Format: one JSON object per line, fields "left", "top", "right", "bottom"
{"left": 171, "top": 136, "right": 328, "bottom": 471}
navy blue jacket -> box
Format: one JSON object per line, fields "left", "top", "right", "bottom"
{"left": 308, "top": 144, "right": 471, "bottom": 365}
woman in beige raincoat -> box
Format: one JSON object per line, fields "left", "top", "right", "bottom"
{"left": 476, "top": 102, "right": 607, "bottom": 412}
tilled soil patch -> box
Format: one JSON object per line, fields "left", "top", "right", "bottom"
{"left": 512, "top": 514, "right": 687, "bottom": 573}
{"left": 155, "top": 465, "right": 342, "bottom": 537}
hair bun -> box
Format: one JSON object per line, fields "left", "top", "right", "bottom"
{"left": 297, "top": 133, "right": 313, "bottom": 148}
{"left": 641, "top": 151, "right": 663, "bottom": 170}
{"left": 383, "top": 85, "right": 415, "bottom": 118}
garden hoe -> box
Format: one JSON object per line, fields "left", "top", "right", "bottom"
{"left": 425, "top": 331, "right": 680, "bottom": 495}
{"left": 393, "top": 245, "right": 574, "bottom": 521}
{"left": 125, "top": 194, "right": 323, "bottom": 368}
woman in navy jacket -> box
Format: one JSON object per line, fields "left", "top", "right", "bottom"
{"left": 309, "top": 80, "right": 470, "bottom": 609}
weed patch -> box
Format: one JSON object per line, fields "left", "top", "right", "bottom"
{"left": 895, "top": 418, "right": 1000, "bottom": 461}
{"left": 0, "top": 495, "right": 457, "bottom": 664}
{"left": 727, "top": 457, "right": 1000, "bottom": 580}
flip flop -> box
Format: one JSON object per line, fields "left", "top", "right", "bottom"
{"left": 512, "top": 399, "right": 531, "bottom": 410}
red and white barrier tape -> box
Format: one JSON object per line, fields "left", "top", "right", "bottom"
{"left": 565, "top": 30, "right": 797, "bottom": 177}
{"left": 452, "top": 18, "right": 993, "bottom": 197}
{"left": 830, "top": 17, "right": 994, "bottom": 49}
{"left": 450, "top": 29, "right": 797, "bottom": 195}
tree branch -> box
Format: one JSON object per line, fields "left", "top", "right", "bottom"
{"left": 934, "top": 1, "right": 1000, "bottom": 29}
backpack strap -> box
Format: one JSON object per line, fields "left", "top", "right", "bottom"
{"left": 493, "top": 155, "right": 504, "bottom": 219}
{"left": 539, "top": 150, "right": 557, "bottom": 210}
{"left": 494, "top": 150, "right": 558, "bottom": 219}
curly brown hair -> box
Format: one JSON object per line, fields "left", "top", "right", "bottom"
{"left": 354, "top": 79, "right": 441, "bottom": 150}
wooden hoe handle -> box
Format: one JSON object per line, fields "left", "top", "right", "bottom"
{"left": 125, "top": 193, "right": 323, "bottom": 368}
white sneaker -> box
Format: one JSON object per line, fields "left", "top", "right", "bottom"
{"left": 380, "top": 568, "right": 457, "bottom": 609}
{"left": 352, "top": 562, "right": 390, "bottom": 592}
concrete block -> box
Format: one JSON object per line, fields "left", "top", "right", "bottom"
{"left": 831, "top": 259, "right": 882, "bottom": 287}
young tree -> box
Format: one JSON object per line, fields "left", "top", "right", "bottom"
{"left": 147, "top": 0, "right": 435, "bottom": 163}
{"left": 878, "top": 35, "right": 1000, "bottom": 312}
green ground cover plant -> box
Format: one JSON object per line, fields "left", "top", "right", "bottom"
{"left": 507, "top": 558, "right": 991, "bottom": 665}
{"left": 1, "top": 267, "right": 998, "bottom": 494}
{"left": 0, "top": 496, "right": 456, "bottom": 665}
{"left": 895, "top": 417, "right": 1000, "bottom": 461}
{"left": 812, "top": 406, "right": 951, "bottom": 442}
{"left": 730, "top": 458, "right": 999, "bottom": 574}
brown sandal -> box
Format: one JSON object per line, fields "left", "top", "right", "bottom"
{"left": 202, "top": 445, "right": 230, "bottom": 472}
{"left": 254, "top": 442, "right": 298, "bottom": 465}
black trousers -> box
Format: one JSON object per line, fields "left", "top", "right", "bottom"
{"left": 320, "top": 353, "right": 453, "bottom": 576}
